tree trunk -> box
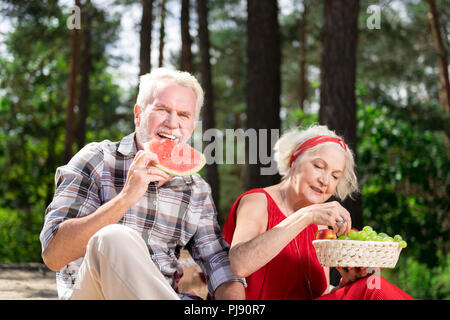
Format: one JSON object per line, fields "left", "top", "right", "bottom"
{"left": 139, "top": 0, "right": 153, "bottom": 76}
{"left": 158, "top": 0, "right": 167, "bottom": 68}
{"left": 298, "top": 0, "right": 309, "bottom": 111}
{"left": 77, "top": 0, "right": 92, "bottom": 150}
{"left": 319, "top": 0, "right": 362, "bottom": 229}
{"left": 180, "top": 0, "right": 193, "bottom": 72}
{"left": 426, "top": 0, "right": 450, "bottom": 114}
{"left": 196, "top": 0, "right": 220, "bottom": 208}
{"left": 64, "top": 0, "right": 81, "bottom": 163}
{"left": 232, "top": 42, "right": 242, "bottom": 130}
{"left": 245, "top": 0, "right": 281, "bottom": 190}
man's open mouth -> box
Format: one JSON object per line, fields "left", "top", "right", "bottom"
{"left": 157, "top": 132, "right": 178, "bottom": 141}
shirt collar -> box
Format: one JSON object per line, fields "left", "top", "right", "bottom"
{"left": 117, "top": 132, "right": 138, "bottom": 157}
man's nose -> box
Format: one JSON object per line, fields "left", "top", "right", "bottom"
{"left": 164, "top": 111, "right": 178, "bottom": 128}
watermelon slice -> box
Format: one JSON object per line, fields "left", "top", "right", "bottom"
{"left": 143, "top": 139, "right": 206, "bottom": 176}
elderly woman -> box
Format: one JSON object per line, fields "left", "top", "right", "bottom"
{"left": 222, "top": 125, "right": 412, "bottom": 300}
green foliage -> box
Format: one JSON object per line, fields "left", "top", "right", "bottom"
{"left": 0, "top": 1, "right": 127, "bottom": 263}
{"left": 383, "top": 252, "right": 450, "bottom": 299}
{"left": 208, "top": 0, "right": 247, "bottom": 130}
{"left": 283, "top": 107, "right": 318, "bottom": 130}
{"left": 279, "top": 0, "right": 323, "bottom": 114}
{"left": 217, "top": 163, "right": 244, "bottom": 225}
{"left": 0, "top": 207, "right": 43, "bottom": 262}
{"left": 357, "top": 90, "right": 449, "bottom": 267}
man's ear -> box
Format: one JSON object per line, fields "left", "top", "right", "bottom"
{"left": 134, "top": 104, "right": 141, "bottom": 127}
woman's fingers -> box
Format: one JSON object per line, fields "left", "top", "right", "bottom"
{"left": 337, "top": 267, "right": 369, "bottom": 286}
{"left": 309, "top": 202, "right": 352, "bottom": 236}
{"left": 331, "top": 202, "right": 352, "bottom": 236}
{"left": 334, "top": 217, "right": 347, "bottom": 236}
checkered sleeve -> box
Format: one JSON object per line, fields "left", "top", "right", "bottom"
{"left": 186, "top": 177, "right": 246, "bottom": 295}
{"left": 39, "top": 142, "right": 104, "bottom": 253}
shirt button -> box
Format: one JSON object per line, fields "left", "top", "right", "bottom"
{"left": 153, "top": 200, "right": 157, "bottom": 206}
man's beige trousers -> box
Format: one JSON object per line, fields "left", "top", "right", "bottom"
{"left": 71, "top": 224, "right": 180, "bottom": 300}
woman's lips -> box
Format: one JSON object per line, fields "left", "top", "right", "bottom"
{"left": 310, "top": 186, "right": 324, "bottom": 194}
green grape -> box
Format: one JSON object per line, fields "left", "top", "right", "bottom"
{"left": 339, "top": 235, "right": 350, "bottom": 240}
{"left": 394, "top": 234, "right": 403, "bottom": 242}
{"left": 369, "top": 230, "right": 377, "bottom": 238}
{"left": 378, "top": 233, "right": 388, "bottom": 239}
{"left": 358, "top": 230, "right": 368, "bottom": 241}
{"left": 348, "top": 229, "right": 358, "bottom": 240}
{"left": 362, "top": 226, "right": 373, "bottom": 233}
{"left": 399, "top": 240, "right": 407, "bottom": 248}
{"left": 384, "top": 237, "right": 395, "bottom": 242}
{"left": 366, "top": 235, "right": 376, "bottom": 241}
{"left": 375, "top": 236, "right": 384, "bottom": 241}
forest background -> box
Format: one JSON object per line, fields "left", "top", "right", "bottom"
{"left": 0, "top": 0, "right": 449, "bottom": 299}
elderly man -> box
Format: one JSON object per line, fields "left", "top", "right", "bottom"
{"left": 40, "top": 68, "right": 245, "bottom": 300}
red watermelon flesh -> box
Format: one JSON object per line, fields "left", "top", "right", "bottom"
{"left": 143, "top": 139, "right": 206, "bottom": 176}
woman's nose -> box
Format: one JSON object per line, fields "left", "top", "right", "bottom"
{"left": 318, "top": 173, "right": 329, "bottom": 186}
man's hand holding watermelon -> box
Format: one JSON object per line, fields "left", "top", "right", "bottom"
{"left": 119, "top": 149, "right": 171, "bottom": 208}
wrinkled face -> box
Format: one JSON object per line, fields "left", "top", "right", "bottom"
{"left": 134, "top": 81, "right": 197, "bottom": 149}
{"left": 290, "top": 144, "right": 346, "bottom": 206}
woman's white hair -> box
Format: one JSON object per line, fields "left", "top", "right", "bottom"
{"left": 273, "top": 124, "right": 359, "bottom": 200}
{"left": 136, "top": 67, "right": 204, "bottom": 120}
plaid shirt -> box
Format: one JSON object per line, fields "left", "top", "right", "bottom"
{"left": 40, "top": 132, "right": 243, "bottom": 299}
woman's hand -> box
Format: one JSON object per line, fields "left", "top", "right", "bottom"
{"left": 335, "top": 267, "right": 379, "bottom": 288}
{"left": 301, "top": 201, "right": 352, "bottom": 236}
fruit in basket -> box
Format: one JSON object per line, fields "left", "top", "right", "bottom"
{"left": 348, "top": 229, "right": 358, "bottom": 240}
{"left": 378, "top": 232, "right": 388, "bottom": 239}
{"left": 315, "top": 229, "right": 337, "bottom": 240}
{"left": 337, "top": 225, "right": 407, "bottom": 247}
{"left": 357, "top": 230, "right": 368, "bottom": 240}
{"left": 313, "top": 225, "right": 407, "bottom": 268}
{"left": 314, "top": 225, "right": 407, "bottom": 248}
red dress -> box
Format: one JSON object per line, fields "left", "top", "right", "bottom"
{"left": 222, "top": 188, "right": 413, "bottom": 300}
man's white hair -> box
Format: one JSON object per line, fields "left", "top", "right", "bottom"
{"left": 136, "top": 67, "right": 204, "bottom": 120}
{"left": 273, "top": 124, "right": 359, "bottom": 200}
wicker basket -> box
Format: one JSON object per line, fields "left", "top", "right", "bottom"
{"left": 312, "top": 240, "right": 402, "bottom": 268}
